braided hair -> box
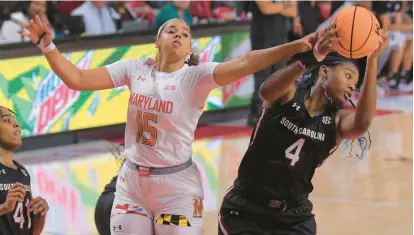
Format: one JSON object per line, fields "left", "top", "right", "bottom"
{"left": 297, "top": 53, "right": 372, "bottom": 159}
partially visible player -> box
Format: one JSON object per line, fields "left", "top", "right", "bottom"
{"left": 95, "top": 144, "right": 125, "bottom": 235}
{"left": 19, "top": 15, "right": 316, "bottom": 235}
{"left": 219, "top": 25, "right": 388, "bottom": 234}
{"left": 0, "top": 106, "right": 49, "bottom": 235}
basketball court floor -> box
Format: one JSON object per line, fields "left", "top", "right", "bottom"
{"left": 15, "top": 94, "right": 412, "bottom": 235}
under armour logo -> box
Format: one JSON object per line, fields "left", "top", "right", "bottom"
{"left": 113, "top": 225, "right": 122, "bottom": 231}
{"left": 292, "top": 103, "right": 300, "bottom": 111}
{"left": 137, "top": 76, "right": 145, "bottom": 81}
{"left": 322, "top": 116, "right": 331, "bottom": 125}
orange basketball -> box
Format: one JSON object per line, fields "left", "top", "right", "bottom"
{"left": 331, "top": 6, "right": 381, "bottom": 59}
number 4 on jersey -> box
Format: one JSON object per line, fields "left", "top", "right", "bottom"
{"left": 14, "top": 199, "right": 31, "bottom": 229}
{"left": 285, "top": 138, "right": 305, "bottom": 166}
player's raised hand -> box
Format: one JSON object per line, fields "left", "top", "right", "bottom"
{"left": 29, "top": 196, "right": 49, "bottom": 217}
{"left": 17, "top": 15, "right": 52, "bottom": 46}
{"left": 368, "top": 24, "right": 389, "bottom": 60}
{"left": 313, "top": 24, "right": 341, "bottom": 61}
{"left": 1, "top": 183, "right": 26, "bottom": 213}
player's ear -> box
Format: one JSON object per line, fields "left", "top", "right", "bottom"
{"left": 155, "top": 38, "right": 160, "bottom": 49}
{"left": 319, "top": 65, "right": 329, "bottom": 79}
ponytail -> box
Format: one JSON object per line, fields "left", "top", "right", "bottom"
{"left": 185, "top": 52, "right": 199, "bottom": 66}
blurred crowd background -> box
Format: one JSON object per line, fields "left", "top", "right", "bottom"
{"left": 0, "top": 0, "right": 412, "bottom": 127}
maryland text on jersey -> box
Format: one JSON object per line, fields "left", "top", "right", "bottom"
{"left": 280, "top": 117, "right": 326, "bottom": 141}
{"left": 0, "top": 183, "right": 31, "bottom": 192}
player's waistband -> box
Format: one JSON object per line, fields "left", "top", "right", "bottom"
{"left": 124, "top": 158, "right": 193, "bottom": 176}
{"left": 231, "top": 177, "right": 309, "bottom": 211}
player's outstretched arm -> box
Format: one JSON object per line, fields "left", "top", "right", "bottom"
{"left": 336, "top": 28, "right": 388, "bottom": 140}
{"left": 18, "top": 15, "right": 114, "bottom": 91}
{"left": 211, "top": 34, "right": 313, "bottom": 87}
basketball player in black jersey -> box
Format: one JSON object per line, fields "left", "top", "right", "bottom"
{"left": 0, "top": 106, "right": 49, "bottom": 235}
{"left": 95, "top": 144, "right": 125, "bottom": 235}
{"left": 218, "top": 25, "right": 388, "bottom": 235}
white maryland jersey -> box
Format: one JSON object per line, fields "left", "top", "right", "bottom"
{"left": 106, "top": 58, "right": 219, "bottom": 167}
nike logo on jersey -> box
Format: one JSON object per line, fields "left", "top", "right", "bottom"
{"left": 0, "top": 183, "right": 31, "bottom": 192}
{"left": 280, "top": 117, "right": 325, "bottom": 141}
{"left": 129, "top": 92, "right": 174, "bottom": 114}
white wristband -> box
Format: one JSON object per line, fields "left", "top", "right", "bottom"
{"left": 36, "top": 39, "right": 56, "bottom": 54}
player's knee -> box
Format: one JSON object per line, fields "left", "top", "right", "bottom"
{"left": 110, "top": 213, "right": 153, "bottom": 235}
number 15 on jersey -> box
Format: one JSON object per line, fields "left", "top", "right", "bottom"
{"left": 136, "top": 110, "right": 158, "bottom": 146}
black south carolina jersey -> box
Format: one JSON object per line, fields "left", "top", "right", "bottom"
{"left": 0, "top": 161, "right": 34, "bottom": 235}
{"left": 238, "top": 89, "right": 338, "bottom": 198}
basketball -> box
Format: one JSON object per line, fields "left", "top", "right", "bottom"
{"left": 331, "top": 6, "right": 381, "bottom": 59}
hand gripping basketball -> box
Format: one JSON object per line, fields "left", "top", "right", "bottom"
{"left": 368, "top": 24, "right": 388, "bottom": 60}
{"left": 1, "top": 183, "right": 25, "bottom": 214}
{"left": 18, "top": 15, "right": 52, "bottom": 47}
{"left": 313, "top": 25, "right": 341, "bottom": 61}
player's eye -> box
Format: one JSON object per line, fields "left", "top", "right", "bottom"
{"left": 3, "top": 119, "right": 10, "bottom": 123}
{"left": 182, "top": 33, "right": 189, "bottom": 38}
{"left": 345, "top": 73, "right": 352, "bottom": 79}
{"left": 168, "top": 30, "right": 175, "bottom": 34}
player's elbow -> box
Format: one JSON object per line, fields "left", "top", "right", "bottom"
{"left": 349, "top": 120, "right": 372, "bottom": 138}
{"left": 259, "top": 83, "right": 277, "bottom": 102}
{"left": 65, "top": 70, "right": 85, "bottom": 91}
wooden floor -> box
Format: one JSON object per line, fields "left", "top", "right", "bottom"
{"left": 204, "top": 112, "right": 413, "bottom": 235}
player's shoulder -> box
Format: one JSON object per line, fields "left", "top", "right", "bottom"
{"left": 13, "top": 161, "right": 30, "bottom": 178}
{"left": 181, "top": 62, "right": 219, "bottom": 76}
{"left": 120, "top": 58, "right": 155, "bottom": 68}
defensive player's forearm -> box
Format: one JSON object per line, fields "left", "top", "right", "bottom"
{"left": 43, "top": 48, "right": 83, "bottom": 90}
{"left": 242, "top": 41, "right": 302, "bottom": 76}
{"left": 353, "top": 57, "right": 377, "bottom": 130}
{"left": 32, "top": 216, "right": 46, "bottom": 235}
{"left": 259, "top": 61, "right": 306, "bottom": 101}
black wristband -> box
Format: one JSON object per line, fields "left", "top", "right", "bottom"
{"left": 35, "top": 32, "right": 46, "bottom": 46}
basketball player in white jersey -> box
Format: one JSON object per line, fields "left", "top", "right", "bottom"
{"left": 19, "top": 16, "right": 317, "bottom": 235}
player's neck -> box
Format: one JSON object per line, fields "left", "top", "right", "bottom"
{"left": 306, "top": 85, "right": 329, "bottom": 117}
{"left": 156, "top": 57, "right": 185, "bottom": 73}
{"left": 0, "top": 148, "right": 14, "bottom": 168}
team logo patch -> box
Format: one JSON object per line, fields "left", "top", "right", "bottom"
{"left": 156, "top": 214, "right": 191, "bottom": 227}
{"left": 322, "top": 116, "right": 331, "bottom": 125}
{"left": 113, "top": 204, "right": 147, "bottom": 217}
{"left": 20, "top": 169, "right": 27, "bottom": 176}
{"left": 193, "top": 198, "right": 203, "bottom": 218}
{"left": 0, "top": 169, "right": 5, "bottom": 174}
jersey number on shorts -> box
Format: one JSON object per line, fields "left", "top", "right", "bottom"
{"left": 14, "top": 199, "right": 31, "bottom": 229}
{"left": 136, "top": 110, "right": 158, "bottom": 146}
{"left": 285, "top": 138, "right": 305, "bottom": 166}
